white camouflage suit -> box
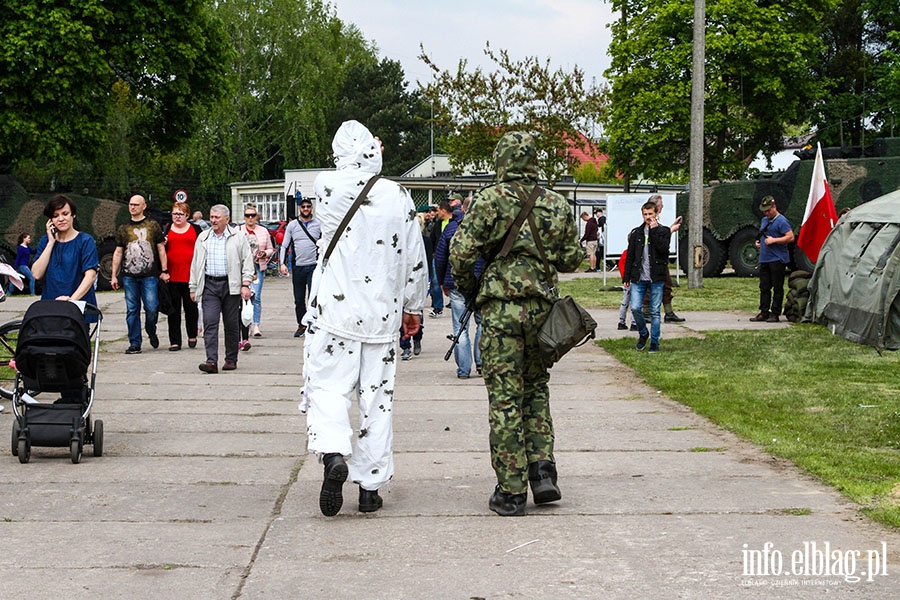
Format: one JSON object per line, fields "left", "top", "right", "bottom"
{"left": 304, "top": 120, "right": 428, "bottom": 491}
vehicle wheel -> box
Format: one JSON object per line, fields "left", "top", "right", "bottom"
{"left": 11, "top": 420, "right": 19, "bottom": 456}
{"left": 792, "top": 244, "right": 815, "bottom": 273}
{"left": 729, "top": 227, "right": 761, "bottom": 277}
{"left": 96, "top": 238, "right": 117, "bottom": 291}
{"left": 0, "top": 320, "right": 22, "bottom": 400}
{"left": 93, "top": 420, "right": 104, "bottom": 457}
{"left": 679, "top": 230, "right": 727, "bottom": 277}
{"left": 18, "top": 437, "right": 30, "bottom": 464}
{"left": 70, "top": 439, "right": 82, "bottom": 464}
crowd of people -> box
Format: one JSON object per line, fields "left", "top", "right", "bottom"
{"left": 10, "top": 118, "right": 803, "bottom": 523}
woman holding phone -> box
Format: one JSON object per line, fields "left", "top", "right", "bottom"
{"left": 31, "top": 194, "right": 100, "bottom": 322}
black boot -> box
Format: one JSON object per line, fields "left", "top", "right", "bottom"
{"left": 489, "top": 485, "right": 526, "bottom": 516}
{"left": 528, "top": 460, "right": 562, "bottom": 504}
{"left": 319, "top": 453, "right": 348, "bottom": 517}
{"left": 358, "top": 486, "right": 383, "bottom": 513}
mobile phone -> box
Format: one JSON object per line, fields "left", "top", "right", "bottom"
{"left": 50, "top": 225, "right": 58, "bottom": 236}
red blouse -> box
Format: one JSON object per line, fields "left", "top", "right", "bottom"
{"left": 166, "top": 226, "right": 199, "bottom": 283}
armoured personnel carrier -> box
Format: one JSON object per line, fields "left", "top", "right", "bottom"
{"left": 675, "top": 137, "right": 900, "bottom": 276}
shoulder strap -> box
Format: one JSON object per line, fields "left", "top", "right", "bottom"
{"left": 298, "top": 219, "right": 319, "bottom": 244}
{"left": 497, "top": 185, "right": 543, "bottom": 259}
{"left": 322, "top": 175, "right": 381, "bottom": 267}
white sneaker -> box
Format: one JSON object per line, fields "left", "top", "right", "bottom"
{"left": 252, "top": 324, "right": 262, "bottom": 337}
{"left": 429, "top": 309, "right": 443, "bottom": 318}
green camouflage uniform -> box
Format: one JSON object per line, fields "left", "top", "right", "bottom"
{"left": 450, "top": 132, "right": 583, "bottom": 494}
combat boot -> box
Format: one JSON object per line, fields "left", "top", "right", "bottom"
{"left": 359, "top": 486, "right": 383, "bottom": 513}
{"left": 319, "top": 453, "right": 348, "bottom": 516}
{"left": 528, "top": 460, "right": 562, "bottom": 504}
{"left": 489, "top": 486, "right": 526, "bottom": 516}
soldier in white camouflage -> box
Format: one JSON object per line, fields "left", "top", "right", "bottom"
{"left": 450, "top": 131, "right": 583, "bottom": 516}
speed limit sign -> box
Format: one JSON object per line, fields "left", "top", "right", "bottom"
{"left": 174, "top": 189, "right": 188, "bottom": 203}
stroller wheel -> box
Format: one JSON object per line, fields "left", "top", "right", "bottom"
{"left": 17, "top": 437, "right": 30, "bottom": 464}
{"left": 93, "top": 420, "right": 104, "bottom": 457}
{"left": 11, "top": 420, "right": 20, "bottom": 456}
{"left": 70, "top": 438, "right": 82, "bottom": 464}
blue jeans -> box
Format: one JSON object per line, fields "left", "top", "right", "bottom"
{"left": 250, "top": 266, "right": 264, "bottom": 325}
{"left": 123, "top": 275, "right": 159, "bottom": 348}
{"left": 629, "top": 280, "right": 663, "bottom": 345}
{"left": 449, "top": 288, "right": 482, "bottom": 377}
{"left": 430, "top": 260, "right": 444, "bottom": 311}
{"left": 7, "top": 265, "right": 36, "bottom": 295}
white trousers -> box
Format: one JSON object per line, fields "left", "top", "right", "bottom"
{"left": 304, "top": 329, "right": 397, "bottom": 490}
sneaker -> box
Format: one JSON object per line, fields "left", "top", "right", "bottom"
{"left": 630, "top": 323, "right": 638, "bottom": 331}
{"left": 252, "top": 324, "right": 262, "bottom": 337}
{"left": 648, "top": 343, "right": 660, "bottom": 353}
{"left": 476, "top": 365, "right": 483, "bottom": 376}
{"left": 148, "top": 332, "right": 159, "bottom": 349}
{"left": 617, "top": 322, "right": 628, "bottom": 330}
{"left": 636, "top": 335, "right": 649, "bottom": 351}
{"left": 457, "top": 373, "right": 470, "bottom": 379}
{"left": 766, "top": 314, "right": 780, "bottom": 323}
{"left": 429, "top": 309, "right": 443, "bottom": 318}
{"left": 240, "top": 340, "right": 251, "bottom": 351}
{"left": 294, "top": 326, "right": 306, "bottom": 338}
{"left": 401, "top": 347, "right": 411, "bottom": 361}
{"left": 125, "top": 345, "right": 142, "bottom": 355}
{"left": 664, "top": 312, "right": 685, "bottom": 323}
{"left": 749, "top": 312, "right": 770, "bottom": 322}
{"left": 413, "top": 339, "right": 421, "bottom": 356}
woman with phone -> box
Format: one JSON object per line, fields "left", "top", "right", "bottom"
{"left": 31, "top": 194, "right": 100, "bottom": 322}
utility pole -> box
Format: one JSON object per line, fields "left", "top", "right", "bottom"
{"left": 688, "top": 0, "right": 706, "bottom": 288}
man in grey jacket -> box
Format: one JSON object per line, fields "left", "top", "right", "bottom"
{"left": 280, "top": 197, "right": 321, "bottom": 337}
{"left": 189, "top": 204, "right": 255, "bottom": 373}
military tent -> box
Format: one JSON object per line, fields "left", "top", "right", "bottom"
{"left": 805, "top": 190, "right": 900, "bottom": 351}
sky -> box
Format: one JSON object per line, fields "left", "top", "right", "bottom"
{"left": 330, "top": 0, "right": 617, "bottom": 87}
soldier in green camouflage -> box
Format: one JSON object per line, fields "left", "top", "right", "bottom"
{"left": 450, "top": 131, "right": 583, "bottom": 516}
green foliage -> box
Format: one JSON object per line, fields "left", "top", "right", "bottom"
{"left": 604, "top": 0, "right": 834, "bottom": 182}
{"left": 812, "top": 0, "right": 900, "bottom": 145}
{"left": 601, "top": 325, "right": 900, "bottom": 528}
{"left": 328, "top": 59, "right": 435, "bottom": 176}
{"left": 187, "top": 0, "right": 374, "bottom": 189}
{"left": 0, "top": 1, "right": 230, "bottom": 164}
{"left": 419, "top": 44, "right": 606, "bottom": 184}
{"left": 572, "top": 161, "right": 621, "bottom": 184}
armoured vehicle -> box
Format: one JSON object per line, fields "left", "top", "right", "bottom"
{"left": 675, "top": 137, "right": 900, "bottom": 277}
{"left": 0, "top": 174, "right": 168, "bottom": 291}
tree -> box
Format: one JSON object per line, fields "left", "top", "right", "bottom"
{"left": 188, "top": 0, "right": 373, "bottom": 189}
{"left": 419, "top": 44, "right": 606, "bottom": 185}
{"left": 812, "top": 0, "right": 900, "bottom": 146}
{"left": 0, "top": 0, "right": 230, "bottom": 164}
{"left": 328, "top": 58, "right": 434, "bottom": 176}
{"left": 604, "top": 0, "right": 833, "bottom": 182}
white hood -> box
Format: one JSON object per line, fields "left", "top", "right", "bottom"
{"left": 331, "top": 120, "right": 383, "bottom": 173}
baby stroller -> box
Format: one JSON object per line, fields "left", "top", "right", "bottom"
{"left": 11, "top": 300, "right": 104, "bottom": 464}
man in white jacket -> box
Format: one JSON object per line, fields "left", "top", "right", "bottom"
{"left": 305, "top": 120, "right": 428, "bottom": 516}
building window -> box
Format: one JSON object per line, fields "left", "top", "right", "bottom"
{"left": 240, "top": 193, "right": 285, "bottom": 222}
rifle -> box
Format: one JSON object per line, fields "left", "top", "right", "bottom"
{"left": 443, "top": 281, "right": 481, "bottom": 361}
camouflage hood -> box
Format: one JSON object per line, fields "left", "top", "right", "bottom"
{"left": 493, "top": 131, "right": 538, "bottom": 184}
{"left": 331, "top": 120, "right": 383, "bottom": 174}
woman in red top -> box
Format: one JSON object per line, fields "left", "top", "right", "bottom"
{"left": 165, "top": 201, "right": 201, "bottom": 350}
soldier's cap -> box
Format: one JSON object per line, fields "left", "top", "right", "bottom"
{"left": 417, "top": 205, "right": 429, "bottom": 213}
{"left": 448, "top": 192, "right": 463, "bottom": 202}
{"left": 759, "top": 195, "right": 776, "bottom": 211}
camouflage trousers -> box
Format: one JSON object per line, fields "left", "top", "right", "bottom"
{"left": 481, "top": 297, "right": 554, "bottom": 495}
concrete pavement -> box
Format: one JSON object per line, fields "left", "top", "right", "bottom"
{"left": 1, "top": 276, "right": 898, "bottom": 599}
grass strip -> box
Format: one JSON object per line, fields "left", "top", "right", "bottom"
{"left": 599, "top": 323, "right": 900, "bottom": 527}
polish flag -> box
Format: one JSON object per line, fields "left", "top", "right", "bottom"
{"left": 797, "top": 143, "right": 838, "bottom": 263}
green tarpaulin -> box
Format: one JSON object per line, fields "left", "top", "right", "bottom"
{"left": 805, "top": 190, "right": 900, "bottom": 352}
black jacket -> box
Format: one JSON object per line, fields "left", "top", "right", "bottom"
{"left": 623, "top": 223, "right": 671, "bottom": 283}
